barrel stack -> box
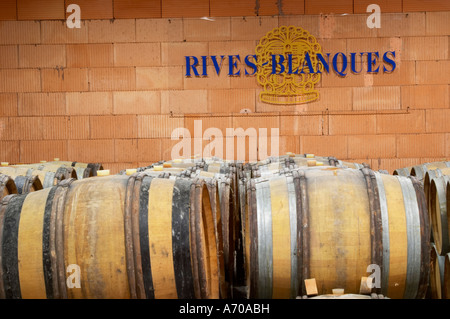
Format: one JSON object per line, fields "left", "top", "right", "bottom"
{"left": 2, "top": 155, "right": 450, "bottom": 299}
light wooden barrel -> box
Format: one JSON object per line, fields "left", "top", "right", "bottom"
{"left": 245, "top": 167, "right": 429, "bottom": 299}
{"left": 13, "top": 175, "right": 43, "bottom": 194}
{"left": 1, "top": 165, "right": 76, "bottom": 188}
{"left": 429, "top": 175, "right": 450, "bottom": 255}
{"left": 411, "top": 161, "right": 450, "bottom": 181}
{"left": 424, "top": 168, "right": 450, "bottom": 239}
{"left": 194, "top": 169, "right": 244, "bottom": 299}
{"left": 0, "top": 174, "right": 17, "bottom": 200}
{"left": 0, "top": 174, "right": 219, "bottom": 299}
{"left": 430, "top": 243, "right": 446, "bottom": 299}
{"left": 444, "top": 253, "right": 450, "bottom": 299}
{"left": 394, "top": 167, "right": 412, "bottom": 177}
{"left": 51, "top": 161, "right": 102, "bottom": 178}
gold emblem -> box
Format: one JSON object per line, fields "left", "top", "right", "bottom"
{"left": 256, "top": 26, "right": 323, "bottom": 105}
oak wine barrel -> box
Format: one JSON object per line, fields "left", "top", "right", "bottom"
{"left": 244, "top": 166, "right": 429, "bottom": 299}
{"left": 411, "top": 161, "right": 450, "bottom": 182}
{"left": 444, "top": 253, "right": 450, "bottom": 299}
{"left": 429, "top": 175, "right": 450, "bottom": 255}
{"left": 430, "top": 243, "right": 446, "bottom": 299}
{"left": 0, "top": 175, "right": 17, "bottom": 200}
{"left": 0, "top": 174, "right": 219, "bottom": 299}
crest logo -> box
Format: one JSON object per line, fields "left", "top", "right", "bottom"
{"left": 255, "top": 25, "right": 323, "bottom": 105}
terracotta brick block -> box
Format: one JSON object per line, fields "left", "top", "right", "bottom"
{"left": 208, "top": 89, "right": 256, "bottom": 113}
{"left": 278, "top": 15, "right": 319, "bottom": 35}
{"left": 87, "top": 19, "right": 135, "bottom": 43}
{"left": 65, "top": 0, "right": 113, "bottom": 20}
{"left": 300, "top": 135, "right": 348, "bottom": 159}
{"left": 67, "top": 44, "right": 113, "bottom": 68}
{"left": 280, "top": 115, "right": 323, "bottom": 136}
{"left": 376, "top": 110, "right": 425, "bottom": 134}
{"left": 280, "top": 0, "right": 305, "bottom": 15}
{"left": 162, "top": 42, "right": 209, "bottom": 67}
{"left": 161, "top": 138, "right": 182, "bottom": 161}
{"left": 162, "top": 0, "right": 209, "bottom": 18}
{"left": 136, "top": 66, "right": 183, "bottom": 90}
{"left": 210, "top": 0, "right": 256, "bottom": 17}
{"left": 354, "top": 0, "right": 402, "bottom": 13}
{"left": 114, "top": 43, "right": 160, "bottom": 67}
{"left": 447, "top": 134, "right": 450, "bottom": 157}
{"left": 257, "top": 86, "right": 353, "bottom": 113}
{"left": 319, "top": 14, "right": 378, "bottom": 39}
{"left": 102, "top": 162, "right": 135, "bottom": 175}
{"left": 0, "top": 0, "right": 17, "bottom": 20}
{"left": 426, "top": 12, "right": 450, "bottom": 36}
{"left": 0, "top": 21, "right": 40, "bottom": 45}
{"left": 402, "top": 37, "right": 448, "bottom": 61}
{"left": 19, "top": 45, "right": 66, "bottom": 68}
{"left": 321, "top": 67, "right": 366, "bottom": 88}
{"left": 377, "top": 13, "right": 426, "bottom": 37}
{"left": 230, "top": 74, "right": 260, "bottom": 89}
{"left": 231, "top": 16, "right": 278, "bottom": 41}
{"left": 88, "top": 67, "right": 136, "bottom": 91}
{"left": 329, "top": 114, "right": 376, "bottom": 135}
{"left": 90, "top": 115, "right": 137, "bottom": 139}
{"left": 113, "top": 0, "right": 161, "bottom": 19}
{"left": 41, "top": 116, "right": 68, "bottom": 140}
{"left": 137, "top": 115, "right": 185, "bottom": 138}
{"left": 0, "top": 46, "right": 18, "bottom": 68}
{"left": 0, "top": 94, "right": 18, "bottom": 117}
{"left": 67, "top": 116, "right": 90, "bottom": 140}
{"left": 184, "top": 116, "right": 233, "bottom": 137}
{"left": 161, "top": 90, "right": 208, "bottom": 114}
{"left": 403, "top": 0, "right": 450, "bottom": 12}
{"left": 68, "top": 139, "right": 114, "bottom": 163}
{"left": 353, "top": 86, "right": 401, "bottom": 111}
{"left": 0, "top": 141, "right": 20, "bottom": 163}
{"left": 210, "top": 0, "right": 279, "bottom": 16}
{"left": 184, "top": 17, "right": 231, "bottom": 42}
{"left": 0, "top": 69, "right": 40, "bottom": 93}
{"left": 0, "top": 117, "right": 8, "bottom": 141}
{"left": 17, "top": 0, "right": 64, "bottom": 20}
{"left": 401, "top": 85, "right": 449, "bottom": 109}
{"left": 311, "top": 87, "right": 353, "bottom": 111}
{"left": 66, "top": 92, "right": 112, "bottom": 115}
{"left": 279, "top": 135, "right": 301, "bottom": 156}
{"left": 41, "top": 68, "right": 88, "bottom": 92}
{"left": 137, "top": 139, "right": 162, "bottom": 162}
{"left": 113, "top": 91, "right": 161, "bottom": 115}
{"left": 9, "top": 117, "right": 43, "bottom": 140}
{"left": 346, "top": 38, "right": 393, "bottom": 56}
{"left": 183, "top": 65, "right": 231, "bottom": 90}
{"left": 41, "top": 20, "right": 88, "bottom": 44}
{"left": 18, "top": 93, "right": 65, "bottom": 116}
{"left": 426, "top": 109, "right": 450, "bottom": 133}
{"left": 372, "top": 61, "right": 416, "bottom": 86}
{"left": 115, "top": 139, "right": 138, "bottom": 163}
{"left": 397, "top": 134, "right": 446, "bottom": 158}
{"left": 377, "top": 158, "right": 422, "bottom": 174}
{"left": 231, "top": 115, "right": 279, "bottom": 137}
{"left": 305, "top": 0, "right": 353, "bottom": 14}
{"left": 20, "top": 140, "right": 68, "bottom": 164}
{"left": 136, "top": 18, "right": 183, "bottom": 42}
{"left": 416, "top": 61, "right": 450, "bottom": 85}
{"left": 348, "top": 135, "right": 396, "bottom": 159}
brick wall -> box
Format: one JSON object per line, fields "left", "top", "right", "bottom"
{"left": 0, "top": 0, "right": 449, "bottom": 174}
